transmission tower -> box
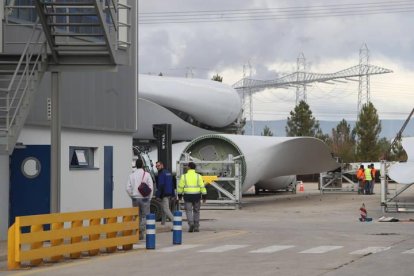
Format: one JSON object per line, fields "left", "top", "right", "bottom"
{"left": 242, "top": 62, "right": 255, "bottom": 134}
{"left": 233, "top": 47, "right": 392, "bottom": 130}
{"left": 296, "top": 53, "right": 307, "bottom": 105}
{"left": 358, "top": 44, "right": 370, "bottom": 115}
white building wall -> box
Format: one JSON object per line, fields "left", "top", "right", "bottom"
{"left": 0, "top": 156, "right": 9, "bottom": 240}
{"left": 18, "top": 126, "right": 132, "bottom": 213}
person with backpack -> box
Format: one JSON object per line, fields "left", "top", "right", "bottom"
{"left": 126, "top": 159, "right": 154, "bottom": 240}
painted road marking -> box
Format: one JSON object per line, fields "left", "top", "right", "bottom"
{"left": 350, "top": 247, "right": 391, "bottom": 255}
{"left": 132, "top": 244, "right": 146, "bottom": 250}
{"left": 198, "top": 244, "right": 249, "bottom": 253}
{"left": 158, "top": 244, "right": 202, "bottom": 252}
{"left": 250, "top": 245, "right": 295, "bottom": 253}
{"left": 402, "top": 248, "right": 414, "bottom": 254}
{"left": 300, "top": 246, "right": 343, "bottom": 254}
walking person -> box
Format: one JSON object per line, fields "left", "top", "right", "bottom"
{"left": 364, "top": 164, "right": 372, "bottom": 195}
{"left": 126, "top": 159, "right": 154, "bottom": 240}
{"left": 155, "top": 161, "right": 175, "bottom": 226}
{"left": 177, "top": 162, "right": 207, "bottom": 232}
{"left": 356, "top": 164, "right": 365, "bottom": 194}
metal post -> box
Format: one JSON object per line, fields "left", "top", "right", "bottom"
{"left": 380, "top": 160, "right": 387, "bottom": 211}
{"left": 51, "top": 72, "right": 61, "bottom": 213}
{"left": 146, "top": 213, "right": 156, "bottom": 249}
{"left": 235, "top": 161, "right": 240, "bottom": 208}
{"left": 173, "top": 211, "right": 182, "bottom": 244}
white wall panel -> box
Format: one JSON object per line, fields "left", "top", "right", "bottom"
{"left": 17, "top": 126, "right": 132, "bottom": 214}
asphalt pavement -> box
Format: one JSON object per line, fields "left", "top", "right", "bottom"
{"left": 1, "top": 183, "right": 414, "bottom": 276}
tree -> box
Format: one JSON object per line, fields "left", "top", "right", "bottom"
{"left": 285, "top": 100, "right": 321, "bottom": 137}
{"left": 354, "top": 102, "right": 382, "bottom": 161}
{"left": 212, "top": 74, "right": 223, "bottom": 82}
{"left": 381, "top": 138, "right": 408, "bottom": 161}
{"left": 261, "top": 125, "right": 273, "bottom": 136}
{"left": 158, "top": 72, "right": 163, "bottom": 76}
{"left": 389, "top": 139, "right": 408, "bottom": 161}
{"left": 331, "top": 119, "right": 356, "bottom": 162}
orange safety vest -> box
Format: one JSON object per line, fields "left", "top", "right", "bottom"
{"left": 371, "top": 168, "right": 377, "bottom": 181}
{"left": 356, "top": 169, "right": 365, "bottom": 180}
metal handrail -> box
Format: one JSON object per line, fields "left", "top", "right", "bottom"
{"left": 5, "top": 1, "right": 130, "bottom": 49}
{"left": 1, "top": 19, "right": 47, "bottom": 134}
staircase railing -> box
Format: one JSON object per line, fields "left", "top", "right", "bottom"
{"left": 0, "top": 19, "right": 47, "bottom": 152}
{"left": 4, "top": 1, "right": 131, "bottom": 51}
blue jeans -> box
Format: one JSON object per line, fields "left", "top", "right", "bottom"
{"left": 132, "top": 198, "right": 150, "bottom": 236}
{"left": 364, "top": 180, "right": 371, "bottom": 194}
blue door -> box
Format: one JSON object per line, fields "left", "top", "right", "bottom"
{"left": 9, "top": 145, "right": 51, "bottom": 226}
{"left": 104, "top": 146, "right": 113, "bottom": 209}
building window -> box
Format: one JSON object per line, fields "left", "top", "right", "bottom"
{"left": 69, "top": 147, "right": 97, "bottom": 169}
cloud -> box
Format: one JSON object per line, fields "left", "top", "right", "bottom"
{"left": 139, "top": 0, "right": 414, "bottom": 120}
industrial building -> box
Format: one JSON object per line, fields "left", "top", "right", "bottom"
{"left": 0, "top": 0, "right": 136, "bottom": 240}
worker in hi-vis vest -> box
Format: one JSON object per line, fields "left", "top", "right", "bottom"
{"left": 364, "top": 165, "right": 373, "bottom": 195}
{"left": 178, "top": 162, "right": 207, "bottom": 232}
{"left": 356, "top": 164, "right": 365, "bottom": 194}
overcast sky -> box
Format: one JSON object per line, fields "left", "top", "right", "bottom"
{"left": 138, "top": 0, "right": 414, "bottom": 121}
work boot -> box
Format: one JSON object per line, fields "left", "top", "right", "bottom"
{"left": 188, "top": 225, "right": 194, "bottom": 232}
{"left": 194, "top": 226, "right": 199, "bottom": 232}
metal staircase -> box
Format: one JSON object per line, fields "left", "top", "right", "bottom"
{"left": 0, "top": 0, "right": 131, "bottom": 154}
{"left": 0, "top": 22, "right": 48, "bottom": 154}
{"left": 34, "top": 0, "right": 122, "bottom": 68}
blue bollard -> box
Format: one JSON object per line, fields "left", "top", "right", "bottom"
{"left": 173, "top": 211, "right": 182, "bottom": 245}
{"left": 146, "top": 213, "right": 156, "bottom": 249}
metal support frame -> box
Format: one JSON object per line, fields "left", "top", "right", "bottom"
{"left": 50, "top": 71, "right": 61, "bottom": 213}
{"left": 380, "top": 160, "right": 414, "bottom": 213}
{"left": 319, "top": 170, "right": 358, "bottom": 194}
{"left": 176, "top": 154, "right": 243, "bottom": 210}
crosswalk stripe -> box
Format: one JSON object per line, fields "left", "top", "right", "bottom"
{"left": 350, "top": 247, "right": 391, "bottom": 255}
{"left": 402, "top": 248, "right": 414, "bottom": 254}
{"left": 250, "top": 245, "right": 295, "bottom": 253}
{"left": 158, "top": 244, "right": 202, "bottom": 252}
{"left": 299, "top": 246, "right": 343, "bottom": 254}
{"left": 132, "top": 244, "right": 146, "bottom": 250}
{"left": 198, "top": 245, "right": 249, "bottom": 253}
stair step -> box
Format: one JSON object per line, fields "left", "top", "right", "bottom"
{"left": 48, "top": 23, "right": 102, "bottom": 27}
{"left": 43, "top": 2, "right": 95, "bottom": 6}
{"left": 52, "top": 33, "right": 104, "bottom": 37}
{"left": 55, "top": 42, "right": 107, "bottom": 46}
{"left": 46, "top": 12, "right": 98, "bottom": 16}
{"left": 53, "top": 46, "right": 109, "bottom": 52}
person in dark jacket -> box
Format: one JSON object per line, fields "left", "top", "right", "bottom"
{"left": 155, "top": 161, "right": 175, "bottom": 225}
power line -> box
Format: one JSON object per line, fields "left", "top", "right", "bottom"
{"left": 139, "top": 1, "right": 414, "bottom": 16}
{"left": 139, "top": 1, "right": 414, "bottom": 24}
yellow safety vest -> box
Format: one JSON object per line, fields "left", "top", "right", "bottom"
{"left": 364, "top": 168, "right": 372, "bottom": 181}
{"left": 178, "top": 169, "right": 207, "bottom": 195}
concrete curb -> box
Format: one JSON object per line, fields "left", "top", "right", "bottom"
{"left": 0, "top": 241, "right": 6, "bottom": 262}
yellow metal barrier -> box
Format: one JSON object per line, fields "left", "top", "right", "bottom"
{"left": 8, "top": 207, "right": 139, "bottom": 270}
{"left": 202, "top": 175, "right": 218, "bottom": 184}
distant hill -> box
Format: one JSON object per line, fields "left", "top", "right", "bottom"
{"left": 244, "top": 119, "right": 414, "bottom": 140}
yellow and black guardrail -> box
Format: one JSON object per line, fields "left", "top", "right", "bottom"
{"left": 8, "top": 207, "right": 139, "bottom": 270}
